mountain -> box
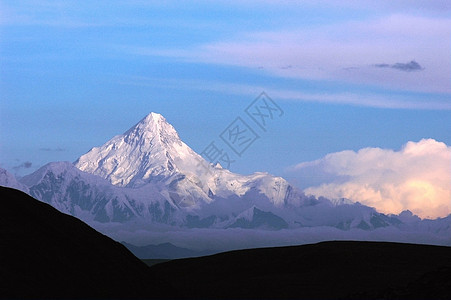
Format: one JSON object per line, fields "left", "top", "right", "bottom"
{"left": 75, "top": 112, "right": 201, "bottom": 188}
{"left": 18, "top": 112, "right": 312, "bottom": 226}
{"left": 0, "top": 186, "right": 168, "bottom": 299}
{"left": 74, "top": 112, "right": 306, "bottom": 208}
{"left": 3, "top": 112, "right": 449, "bottom": 251}
{"left": 0, "top": 168, "right": 28, "bottom": 193}
{"left": 122, "top": 242, "right": 215, "bottom": 259}
{"left": 19, "top": 161, "right": 173, "bottom": 223}
{"left": 227, "top": 206, "right": 289, "bottom": 229}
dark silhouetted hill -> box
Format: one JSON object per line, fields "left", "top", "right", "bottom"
{"left": 0, "top": 186, "right": 166, "bottom": 299}
{"left": 150, "top": 240, "right": 451, "bottom": 299}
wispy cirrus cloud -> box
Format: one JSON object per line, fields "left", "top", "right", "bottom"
{"left": 117, "top": 76, "right": 451, "bottom": 110}
{"left": 122, "top": 14, "right": 451, "bottom": 94}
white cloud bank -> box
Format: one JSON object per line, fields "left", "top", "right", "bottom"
{"left": 290, "top": 139, "right": 451, "bottom": 219}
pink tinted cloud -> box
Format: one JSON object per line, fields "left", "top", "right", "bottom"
{"left": 292, "top": 139, "right": 451, "bottom": 219}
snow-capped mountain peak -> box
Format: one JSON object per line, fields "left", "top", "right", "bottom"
{"left": 73, "top": 112, "right": 306, "bottom": 209}
{"left": 74, "top": 112, "right": 203, "bottom": 188}
{"left": 124, "top": 112, "right": 181, "bottom": 145}
{"left": 0, "top": 167, "right": 29, "bottom": 193}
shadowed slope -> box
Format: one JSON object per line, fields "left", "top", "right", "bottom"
{"left": 0, "top": 186, "right": 163, "bottom": 299}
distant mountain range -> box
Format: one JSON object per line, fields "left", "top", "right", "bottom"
{"left": 1, "top": 112, "right": 450, "bottom": 253}
{"left": 122, "top": 241, "right": 215, "bottom": 259}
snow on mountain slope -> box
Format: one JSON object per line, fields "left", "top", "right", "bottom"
{"left": 16, "top": 159, "right": 443, "bottom": 234}
{"left": 0, "top": 168, "right": 29, "bottom": 193}
{"left": 20, "top": 162, "right": 175, "bottom": 223}
{"left": 18, "top": 160, "right": 307, "bottom": 228}
{"left": 75, "top": 113, "right": 201, "bottom": 187}
{"left": 74, "top": 112, "right": 306, "bottom": 209}
{"left": 227, "top": 206, "right": 289, "bottom": 229}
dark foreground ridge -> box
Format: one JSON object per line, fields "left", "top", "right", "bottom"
{"left": 1, "top": 186, "right": 451, "bottom": 299}
{"left": 150, "top": 240, "right": 451, "bottom": 299}
{"left": 0, "top": 186, "right": 167, "bottom": 299}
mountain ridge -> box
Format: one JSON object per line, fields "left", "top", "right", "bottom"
{"left": 149, "top": 240, "right": 451, "bottom": 299}
{"left": 1, "top": 112, "right": 449, "bottom": 251}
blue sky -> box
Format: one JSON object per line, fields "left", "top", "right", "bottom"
{"left": 1, "top": 0, "right": 450, "bottom": 186}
